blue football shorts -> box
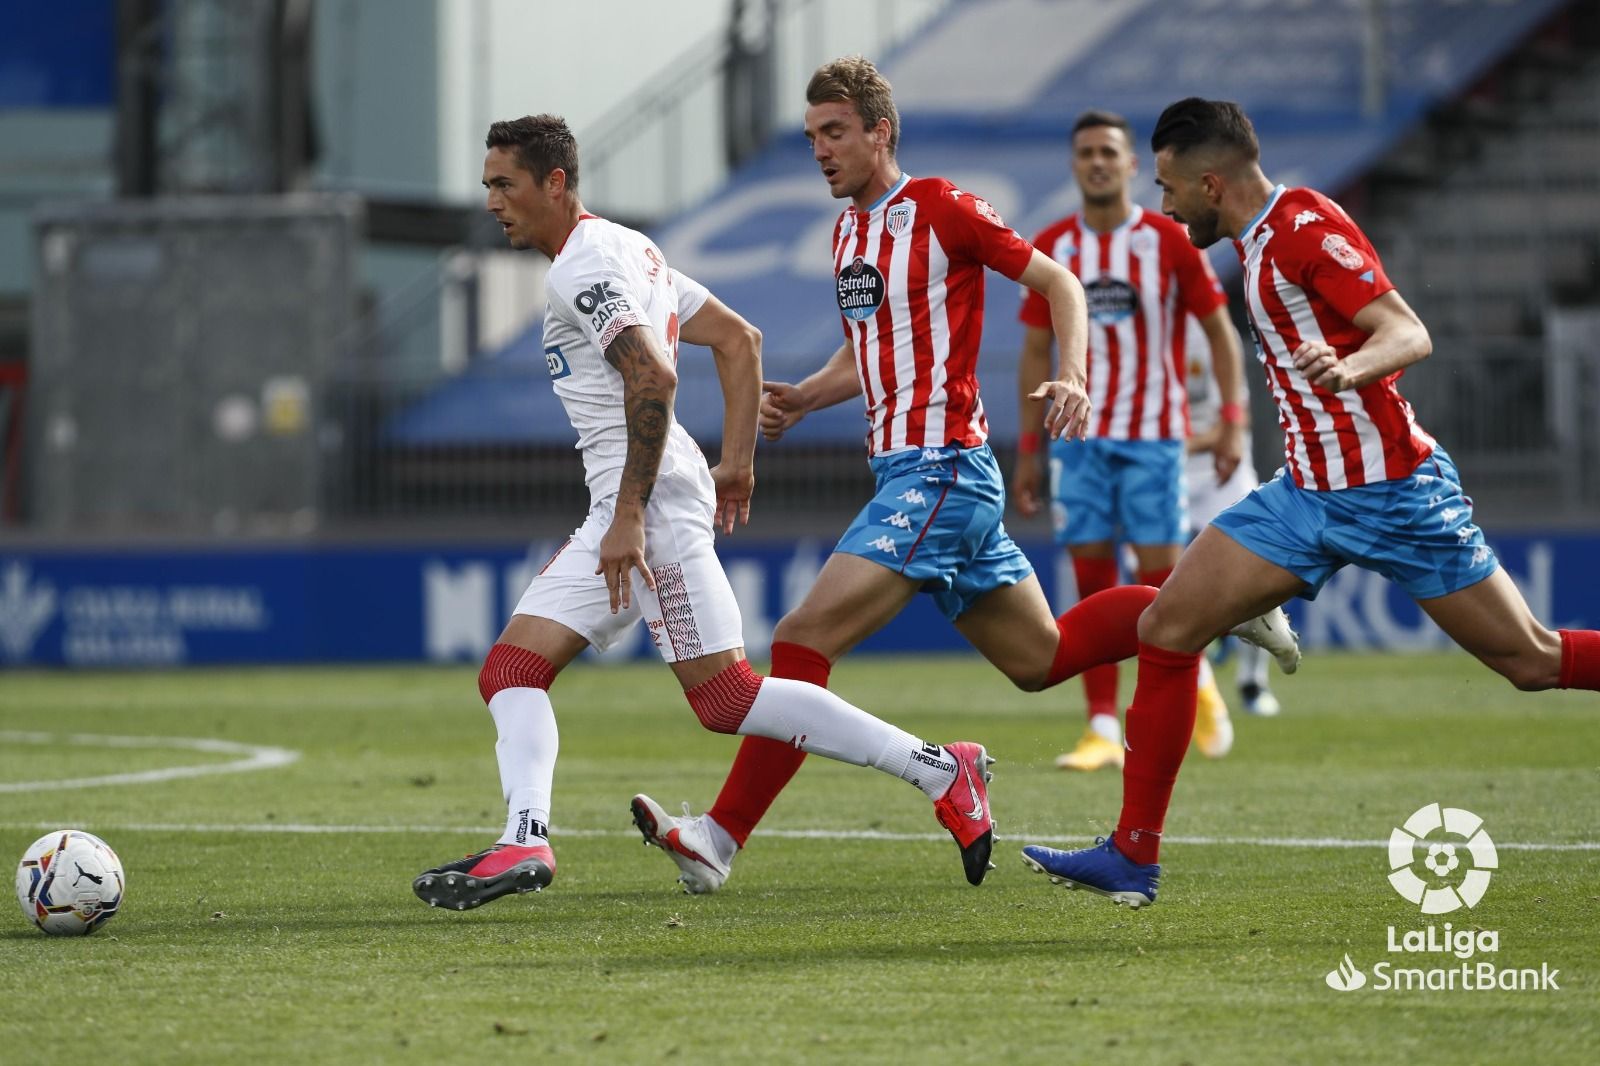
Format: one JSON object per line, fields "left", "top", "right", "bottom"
{"left": 835, "top": 443, "right": 1034, "bottom": 621}
{"left": 1049, "top": 437, "right": 1189, "bottom": 547}
{"left": 1209, "top": 446, "right": 1499, "bottom": 601}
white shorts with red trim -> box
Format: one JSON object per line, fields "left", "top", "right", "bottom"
{"left": 510, "top": 464, "right": 744, "bottom": 663}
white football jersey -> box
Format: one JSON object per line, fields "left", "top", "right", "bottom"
{"left": 540, "top": 215, "right": 711, "bottom": 500}
{"left": 1183, "top": 313, "right": 1250, "bottom": 437}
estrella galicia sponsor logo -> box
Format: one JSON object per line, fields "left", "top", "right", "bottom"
{"left": 544, "top": 345, "right": 572, "bottom": 380}
{"left": 573, "top": 281, "right": 622, "bottom": 315}
{"left": 1084, "top": 277, "right": 1138, "bottom": 325}
{"left": 1321, "top": 805, "right": 1561, "bottom": 994}
{"left": 837, "top": 256, "right": 885, "bottom": 321}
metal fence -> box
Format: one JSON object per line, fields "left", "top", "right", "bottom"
{"left": 27, "top": 195, "right": 359, "bottom": 535}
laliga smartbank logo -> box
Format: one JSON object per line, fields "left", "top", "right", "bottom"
{"left": 1387, "top": 802, "right": 1496, "bottom": 913}
{"left": 1323, "top": 804, "right": 1561, "bottom": 994}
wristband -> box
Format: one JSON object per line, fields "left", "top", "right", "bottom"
{"left": 1019, "top": 431, "right": 1042, "bottom": 456}
{"left": 1219, "top": 401, "right": 1246, "bottom": 426}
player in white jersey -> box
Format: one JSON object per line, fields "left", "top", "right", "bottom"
{"left": 1182, "top": 315, "right": 1280, "bottom": 717}
{"left": 413, "top": 115, "right": 999, "bottom": 910}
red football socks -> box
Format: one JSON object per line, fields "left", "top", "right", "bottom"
{"left": 1114, "top": 642, "right": 1201, "bottom": 866}
{"left": 1558, "top": 629, "right": 1600, "bottom": 690}
{"left": 705, "top": 642, "right": 824, "bottom": 847}
{"left": 1047, "top": 585, "right": 1160, "bottom": 688}
{"left": 1136, "top": 567, "right": 1174, "bottom": 589}
{"left": 1071, "top": 557, "right": 1122, "bottom": 717}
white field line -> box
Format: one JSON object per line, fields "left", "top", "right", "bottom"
{"left": 0, "top": 731, "right": 300, "bottom": 793}
{"left": 0, "top": 820, "right": 1594, "bottom": 853}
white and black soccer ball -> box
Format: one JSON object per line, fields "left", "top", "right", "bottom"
{"left": 15, "top": 829, "right": 125, "bottom": 936}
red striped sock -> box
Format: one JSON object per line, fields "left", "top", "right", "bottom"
{"left": 1115, "top": 642, "right": 1200, "bottom": 865}
{"left": 706, "top": 642, "right": 822, "bottom": 847}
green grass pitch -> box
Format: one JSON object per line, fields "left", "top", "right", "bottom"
{"left": 2, "top": 653, "right": 1597, "bottom": 1064}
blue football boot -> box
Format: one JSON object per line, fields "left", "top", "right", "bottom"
{"left": 1021, "top": 835, "right": 1159, "bottom": 908}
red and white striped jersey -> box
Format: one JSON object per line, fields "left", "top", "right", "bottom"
{"left": 1020, "top": 207, "right": 1225, "bottom": 440}
{"left": 832, "top": 174, "right": 1034, "bottom": 456}
{"left": 1235, "top": 186, "right": 1435, "bottom": 491}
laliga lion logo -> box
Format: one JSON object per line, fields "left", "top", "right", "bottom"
{"left": 1387, "top": 803, "right": 1498, "bottom": 914}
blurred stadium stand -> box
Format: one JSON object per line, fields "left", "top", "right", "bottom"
{"left": 382, "top": 0, "right": 1599, "bottom": 534}
{"left": 2, "top": 1, "right": 1599, "bottom": 667}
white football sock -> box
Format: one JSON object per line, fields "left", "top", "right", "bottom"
{"left": 701, "top": 815, "right": 739, "bottom": 865}
{"left": 737, "top": 676, "right": 957, "bottom": 799}
{"left": 1237, "top": 641, "right": 1270, "bottom": 688}
{"left": 487, "top": 687, "right": 558, "bottom": 848}
{"left": 1089, "top": 711, "right": 1122, "bottom": 745}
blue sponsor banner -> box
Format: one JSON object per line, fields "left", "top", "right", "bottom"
{"left": 0, "top": 533, "right": 1594, "bottom": 668}
{"left": 0, "top": 4, "right": 117, "bottom": 108}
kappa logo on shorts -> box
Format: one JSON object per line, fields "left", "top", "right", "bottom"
{"left": 882, "top": 512, "right": 913, "bottom": 531}
{"left": 867, "top": 535, "right": 899, "bottom": 557}
{"left": 897, "top": 489, "right": 927, "bottom": 507}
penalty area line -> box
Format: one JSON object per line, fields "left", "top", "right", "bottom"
{"left": 0, "top": 822, "right": 1595, "bottom": 852}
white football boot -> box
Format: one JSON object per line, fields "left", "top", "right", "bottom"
{"left": 630, "top": 794, "right": 732, "bottom": 895}
{"left": 1229, "top": 606, "right": 1302, "bottom": 675}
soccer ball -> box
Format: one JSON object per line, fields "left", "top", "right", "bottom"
{"left": 15, "top": 829, "right": 125, "bottom": 936}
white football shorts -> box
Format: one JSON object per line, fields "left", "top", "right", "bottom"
{"left": 511, "top": 463, "right": 744, "bottom": 663}
{"left": 1186, "top": 450, "right": 1261, "bottom": 532}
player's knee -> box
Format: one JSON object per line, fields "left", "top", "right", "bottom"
{"left": 685, "top": 660, "right": 764, "bottom": 733}
{"left": 1006, "top": 661, "right": 1052, "bottom": 693}
{"left": 1135, "top": 597, "right": 1176, "bottom": 646}
{"left": 771, "top": 612, "right": 819, "bottom": 650}
{"left": 478, "top": 643, "right": 556, "bottom": 703}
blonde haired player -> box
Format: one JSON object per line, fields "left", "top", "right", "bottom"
{"left": 412, "top": 114, "right": 998, "bottom": 910}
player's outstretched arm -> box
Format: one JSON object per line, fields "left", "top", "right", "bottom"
{"left": 679, "top": 294, "right": 761, "bottom": 533}
{"left": 1012, "top": 325, "right": 1054, "bottom": 518}
{"left": 598, "top": 324, "right": 678, "bottom": 611}
{"left": 759, "top": 341, "right": 862, "bottom": 441}
{"left": 1018, "top": 250, "right": 1091, "bottom": 440}
{"left": 1293, "top": 290, "right": 1431, "bottom": 393}
{"left": 1197, "top": 305, "right": 1247, "bottom": 484}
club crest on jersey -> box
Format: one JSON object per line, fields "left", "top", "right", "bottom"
{"left": 886, "top": 200, "right": 915, "bottom": 238}
{"left": 1084, "top": 277, "right": 1139, "bottom": 325}
{"left": 1129, "top": 228, "right": 1158, "bottom": 258}
{"left": 838, "top": 255, "right": 886, "bottom": 321}
{"left": 1321, "top": 233, "right": 1365, "bottom": 271}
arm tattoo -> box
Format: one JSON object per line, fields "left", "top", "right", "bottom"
{"left": 605, "top": 325, "right": 676, "bottom": 509}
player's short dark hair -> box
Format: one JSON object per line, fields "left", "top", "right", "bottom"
{"left": 1150, "top": 98, "right": 1259, "bottom": 163}
{"left": 486, "top": 114, "right": 579, "bottom": 190}
{"left": 807, "top": 55, "right": 900, "bottom": 154}
{"left": 1072, "top": 109, "right": 1134, "bottom": 145}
